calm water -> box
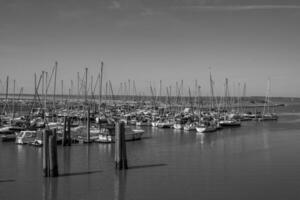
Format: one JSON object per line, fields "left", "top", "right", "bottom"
{"left": 1, "top": 105, "right": 300, "bottom": 200}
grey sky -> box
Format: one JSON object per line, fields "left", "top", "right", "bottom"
{"left": 1, "top": 0, "right": 300, "bottom": 97}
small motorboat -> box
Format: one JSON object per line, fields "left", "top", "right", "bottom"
{"left": 95, "top": 128, "right": 144, "bottom": 143}
{"left": 196, "top": 121, "right": 218, "bottom": 133}
{"left": 258, "top": 113, "right": 278, "bottom": 121}
{"left": 173, "top": 123, "right": 183, "bottom": 130}
{"left": 183, "top": 123, "right": 197, "bottom": 131}
{"left": 0, "top": 126, "right": 24, "bottom": 135}
{"left": 219, "top": 119, "right": 241, "bottom": 127}
{"left": 16, "top": 130, "right": 39, "bottom": 144}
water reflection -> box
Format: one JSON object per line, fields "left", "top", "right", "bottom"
{"left": 98, "top": 143, "right": 113, "bottom": 156}
{"left": 62, "top": 148, "right": 71, "bottom": 173}
{"left": 199, "top": 132, "right": 218, "bottom": 147}
{"left": 86, "top": 145, "right": 91, "bottom": 170}
{"left": 42, "top": 178, "right": 58, "bottom": 200}
{"left": 195, "top": 132, "right": 205, "bottom": 145}
{"left": 114, "top": 171, "right": 127, "bottom": 200}
{"left": 262, "top": 130, "right": 271, "bottom": 164}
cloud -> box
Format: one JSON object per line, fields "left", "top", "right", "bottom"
{"left": 109, "top": 1, "right": 121, "bottom": 9}
{"left": 57, "top": 9, "right": 91, "bottom": 20}
{"left": 141, "top": 9, "right": 154, "bottom": 16}
{"left": 171, "top": 5, "right": 300, "bottom": 11}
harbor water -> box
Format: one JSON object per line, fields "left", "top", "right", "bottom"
{"left": 1, "top": 105, "right": 300, "bottom": 200}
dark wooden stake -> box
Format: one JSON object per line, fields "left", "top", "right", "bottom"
{"left": 67, "top": 117, "right": 71, "bottom": 146}
{"left": 43, "top": 130, "right": 50, "bottom": 177}
{"left": 115, "top": 122, "right": 128, "bottom": 170}
{"left": 49, "top": 129, "right": 58, "bottom": 177}
{"left": 115, "top": 122, "right": 120, "bottom": 169}
{"left": 62, "top": 116, "right": 67, "bottom": 146}
{"left": 87, "top": 107, "right": 90, "bottom": 143}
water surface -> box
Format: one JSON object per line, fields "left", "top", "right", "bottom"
{"left": 1, "top": 105, "right": 300, "bottom": 200}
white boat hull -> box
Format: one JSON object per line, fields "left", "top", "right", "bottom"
{"left": 173, "top": 124, "right": 183, "bottom": 130}
{"left": 95, "top": 132, "right": 143, "bottom": 143}
{"left": 196, "top": 126, "right": 217, "bottom": 133}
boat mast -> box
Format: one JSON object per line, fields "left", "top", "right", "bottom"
{"left": 224, "top": 78, "right": 229, "bottom": 111}
{"left": 12, "top": 79, "right": 15, "bottom": 119}
{"left": 209, "top": 70, "right": 215, "bottom": 111}
{"left": 99, "top": 62, "right": 103, "bottom": 112}
{"left": 3, "top": 76, "right": 9, "bottom": 114}
{"left": 45, "top": 72, "right": 48, "bottom": 110}
{"left": 53, "top": 61, "right": 58, "bottom": 112}
{"left": 42, "top": 71, "right": 44, "bottom": 104}
{"left": 85, "top": 67, "right": 88, "bottom": 104}
{"left": 242, "top": 82, "right": 246, "bottom": 113}
{"left": 77, "top": 72, "right": 80, "bottom": 102}
{"left": 61, "top": 80, "right": 64, "bottom": 103}
{"left": 159, "top": 80, "right": 162, "bottom": 104}
{"left": 262, "top": 78, "right": 271, "bottom": 116}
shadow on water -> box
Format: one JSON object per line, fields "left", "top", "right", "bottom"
{"left": 128, "top": 163, "right": 167, "bottom": 170}
{"left": 59, "top": 145, "right": 103, "bottom": 177}
{"left": 0, "top": 179, "right": 16, "bottom": 183}
{"left": 58, "top": 170, "right": 103, "bottom": 177}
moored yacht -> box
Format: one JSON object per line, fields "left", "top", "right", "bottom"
{"left": 196, "top": 122, "right": 217, "bottom": 133}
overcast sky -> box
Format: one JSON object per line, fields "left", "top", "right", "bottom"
{"left": 1, "top": 0, "right": 300, "bottom": 97}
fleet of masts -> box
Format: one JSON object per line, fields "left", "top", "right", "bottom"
{"left": 0, "top": 61, "right": 281, "bottom": 144}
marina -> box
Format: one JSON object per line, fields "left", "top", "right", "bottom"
{"left": 0, "top": 62, "right": 295, "bottom": 200}
{"left": 1, "top": 0, "right": 300, "bottom": 199}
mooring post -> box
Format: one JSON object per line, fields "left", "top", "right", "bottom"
{"left": 42, "top": 130, "right": 50, "bottom": 177}
{"left": 49, "top": 129, "right": 58, "bottom": 177}
{"left": 87, "top": 107, "right": 90, "bottom": 143}
{"left": 62, "top": 116, "right": 67, "bottom": 146}
{"left": 120, "top": 122, "right": 128, "bottom": 169}
{"left": 115, "top": 122, "right": 120, "bottom": 169}
{"left": 115, "top": 122, "right": 128, "bottom": 170}
{"left": 67, "top": 117, "right": 71, "bottom": 146}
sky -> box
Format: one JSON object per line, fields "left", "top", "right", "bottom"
{"left": 0, "top": 0, "right": 300, "bottom": 97}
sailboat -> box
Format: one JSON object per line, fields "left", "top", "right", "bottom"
{"left": 258, "top": 79, "right": 278, "bottom": 121}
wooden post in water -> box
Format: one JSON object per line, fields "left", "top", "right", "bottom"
{"left": 62, "top": 116, "right": 67, "bottom": 146}
{"left": 86, "top": 107, "right": 90, "bottom": 143}
{"left": 115, "top": 122, "right": 120, "bottom": 169}
{"left": 115, "top": 122, "right": 128, "bottom": 170}
{"left": 67, "top": 117, "right": 71, "bottom": 146}
{"left": 121, "top": 122, "right": 128, "bottom": 169}
{"left": 49, "top": 129, "right": 58, "bottom": 177}
{"left": 42, "top": 130, "right": 50, "bottom": 177}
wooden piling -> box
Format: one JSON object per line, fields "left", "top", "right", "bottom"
{"left": 49, "top": 129, "right": 58, "bottom": 177}
{"left": 121, "top": 122, "right": 128, "bottom": 169}
{"left": 67, "top": 117, "right": 71, "bottom": 146}
{"left": 115, "top": 122, "right": 120, "bottom": 169}
{"left": 115, "top": 122, "right": 128, "bottom": 170}
{"left": 87, "top": 107, "right": 90, "bottom": 143}
{"left": 42, "top": 130, "right": 50, "bottom": 177}
{"left": 62, "top": 116, "right": 67, "bottom": 146}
